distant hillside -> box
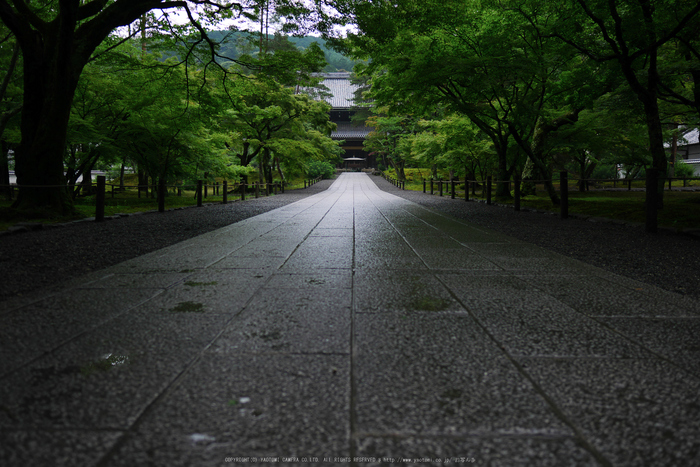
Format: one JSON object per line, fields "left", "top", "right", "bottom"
{"left": 205, "top": 30, "right": 360, "bottom": 72}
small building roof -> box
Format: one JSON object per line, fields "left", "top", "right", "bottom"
{"left": 308, "top": 72, "right": 358, "bottom": 109}
{"left": 681, "top": 128, "right": 700, "bottom": 145}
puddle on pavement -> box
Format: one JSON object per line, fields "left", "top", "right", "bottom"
{"left": 170, "top": 301, "right": 205, "bottom": 313}
{"left": 411, "top": 296, "right": 451, "bottom": 311}
{"left": 189, "top": 433, "right": 216, "bottom": 445}
{"left": 306, "top": 278, "right": 326, "bottom": 285}
{"left": 184, "top": 281, "right": 218, "bottom": 287}
{"left": 252, "top": 330, "right": 282, "bottom": 341}
{"left": 81, "top": 353, "right": 130, "bottom": 376}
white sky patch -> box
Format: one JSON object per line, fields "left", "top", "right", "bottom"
{"left": 113, "top": 1, "right": 354, "bottom": 39}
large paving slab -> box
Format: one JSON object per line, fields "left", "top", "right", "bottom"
{"left": 1, "top": 173, "right": 699, "bottom": 466}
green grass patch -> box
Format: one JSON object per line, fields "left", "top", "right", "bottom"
{"left": 383, "top": 171, "right": 700, "bottom": 230}
{"left": 514, "top": 190, "right": 700, "bottom": 230}
{"left": 488, "top": 190, "right": 700, "bottom": 230}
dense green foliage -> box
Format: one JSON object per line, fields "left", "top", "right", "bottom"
{"left": 0, "top": 10, "right": 347, "bottom": 214}
{"left": 0, "top": 0, "right": 351, "bottom": 216}
{"left": 306, "top": 160, "right": 336, "bottom": 179}
{"left": 325, "top": 0, "right": 700, "bottom": 205}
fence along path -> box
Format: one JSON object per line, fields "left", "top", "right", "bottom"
{"left": 2, "top": 173, "right": 700, "bottom": 465}
{"left": 384, "top": 170, "right": 700, "bottom": 233}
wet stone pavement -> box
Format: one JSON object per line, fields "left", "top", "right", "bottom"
{"left": 1, "top": 172, "right": 700, "bottom": 466}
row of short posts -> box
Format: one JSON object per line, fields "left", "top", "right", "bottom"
{"left": 420, "top": 170, "right": 661, "bottom": 233}
{"left": 304, "top": 176, "right": 322, "bottom": 188}
{"left": 33, "top": 170, "right": 677, "bottom": 234}
{"left": 95, "top": 177, "right": 280, "bottom": 221}
{"left": 388, "top": 176, "right": 405, "bottom": 189}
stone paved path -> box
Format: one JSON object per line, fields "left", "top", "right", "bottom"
{"left": 2, "top": 173, "right": 700, "bottom": 466}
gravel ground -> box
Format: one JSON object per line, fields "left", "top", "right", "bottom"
{"left": 0, "top": 182, "right": 334, "bottom": 302}
{"left": 1, "top": 175, "right": 699, "bottom": 303}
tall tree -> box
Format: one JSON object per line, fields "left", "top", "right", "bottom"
{"left": 334, "top": 0, "right": 609, "bottom": 200}
{"left": 0, "top": 0, "right": 317, "bottom": 215}
{"left": 222, "top": 76, "right": 340, "bottom": 184}
{"left": 549, "top": 0, "right": 700, "bottom": 206}
{"left": 0, "top": 30, "right": 22, "bottom": 200}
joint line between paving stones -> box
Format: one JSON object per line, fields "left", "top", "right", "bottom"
{"left": 368, "top": 175, "right": 496, "bottom": 237}
{"left": 519, "top": 277, "right": 700, "bottom": 381}
{"left": 360, "top": 181, "right": 434, "bottom": 272}
{"left": 3, "top": 188, "right": 342, "bottom": 381}
{"left": 96, "top": 177, "right": 349, "bottom": 465}
{"left": 363, "top": 177, "right": 507, "bottom": 272}
{"left": 354, "top": 430, "right": 578, "bottom": 441}
{"left": 205, "top": 187, "right": 342, "bottom": 267}
{"left": 277, "top": 191, "right": 346, "bottom": 270}
{"left": 0, "top": 287, "right": 172, "bottom": 382}
{"left": 93, "top": 260, "right": 285, "bottom": 466}
{"left": 434, "top": 274, "right": 614, "bottom": 467}
{"left": 579, "top": 316, "right": 700, "bottom": 381}
{"left": 349, "top": 178, "right": 359, "bottom": 464}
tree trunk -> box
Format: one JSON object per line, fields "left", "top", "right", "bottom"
{"left": 119, "top": 161, "right": 126, "bottom": 190}
{"left": 641, "top": 95, "right": 667, "bottom": 208}
{"left": 520, "top": 158, "right": 537, "bottom": 196}
{"left": 1, "top": 141, "right": 11, "bottom": 201}
{"left": 138, "top": 167, "right": 149, "bottom": 198}
{"left": 10, "top": 23, "right": 88, "bottom": 215}
{"left": 0, "top": 0, "right": 171, "bottom": 216}
{"left": 275, "top": 156, "right": 286, "bottom": 183}
{"left": 669, "top": 126, "right": 678, "bottom": 178}
{"left": 495, "top": 144, "right": 512, "bottom": 199}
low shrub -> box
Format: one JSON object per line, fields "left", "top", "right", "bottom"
{"left": 307, "top": 161, "right": 336, "bottom": 179}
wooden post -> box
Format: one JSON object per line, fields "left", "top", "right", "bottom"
{"left": 430, "top": 179, "right": 434, "bottom": 195}
{"left": 560, "top": 171, "right": 568, "bottom": 219}
{"left": 514, "top": 174, "right": 521, "bottom": 211}
{"left": 304, "top": 180, "right": 307, "bottom": 188}
{"left": 158, "top": 177, "right": 165, "bottom": 213}
{"left": 423, "top": 180, "right": 426, "bottom": 193}
{"left": 95, "top": 175, "right": 105, "bottom": 222}
{"left": 486, "top": 176, "right": 492, "bottom": 205}
{"left": 646, "top": 168, "right": 658, "bottom": 233}
{"left": 204, "top": 183, "right": 208, "bottom": 198}
{"left": 255, "top": 182, "right": 259, "bottom": 198}
{"left": 465, "top": 176, "right": 469, "bottom": 201}
{"left": 628, "top": 179, "right": 632, "bottom": 191}
{"left": 197, "top": 180, "right": 203, "bottom": 207}
{"left": 451, "top": 180, "right": 455, "bottom": 199}
{"left": 241, "top": 182, "right": 246, "bottom": 201}
{"left": 439, "top": 180, "right": 443, "bottom": 197}
{"left": 223, "top": 181, "right": 228, "bottom": 204}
